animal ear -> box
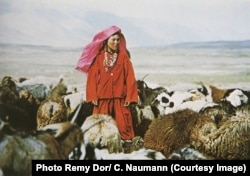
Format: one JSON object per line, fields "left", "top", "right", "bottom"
{"left": 169, "top": 91, "right": 174, "bottom": 96}
{"left": 53, "top": 122, "right": 73, "bottom": 139}
{"left": 43, "top": 128, "right": 58, "bottom": 136}
{"left": 59, "top": 78, "right": 64, "bottom": 84}
{"left": 41, "top": 123, "right": 60, "bottom": 136}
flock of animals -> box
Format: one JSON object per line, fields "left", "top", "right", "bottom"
{"left": 0, "top": 74, "right": 250, "bottom": 175}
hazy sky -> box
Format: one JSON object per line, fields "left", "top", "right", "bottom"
{"left": 0, "top": 0, "right": 250, "bottom": 47}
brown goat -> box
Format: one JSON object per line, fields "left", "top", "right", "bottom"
{"left": 143, "top": 109, "right": 217, "bottom": 158}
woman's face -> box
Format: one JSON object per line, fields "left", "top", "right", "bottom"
{"left": 107, "top": 34, "right": 120, "bottom": 52}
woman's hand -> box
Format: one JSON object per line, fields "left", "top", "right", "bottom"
{"left": 92, "top": 100, "right": 98, "bottom": 106}
{"left": 124, "top": 102, "right": 130, "bottom": 106}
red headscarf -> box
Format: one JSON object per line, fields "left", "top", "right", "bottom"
{"left": 76, "top": 25, "right": 127, "bottom": 74}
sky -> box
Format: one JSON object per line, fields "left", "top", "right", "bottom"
{"left": 0, "top": 0, "right": 250, "bottom": 47}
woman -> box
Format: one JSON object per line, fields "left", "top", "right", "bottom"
{"left": 76, "top": 26, "right": 138, "bottom": 143}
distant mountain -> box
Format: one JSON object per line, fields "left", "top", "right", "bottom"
{"left": 0, "top": 42, "right": 82, "bottom": 52}
{"left": 1, "top": 1, "right": 250, "bottom": 48}
{"left": 1, "top": 40, "right": 250, "bottom": 51}
{"left": 168, "top": 40, "right": 250, "bottom": 49}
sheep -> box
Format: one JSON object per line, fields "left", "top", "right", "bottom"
{"left": 36, "top": 97, "right": 68, "bottom": 129}
{"left": 81, "top": 114, "right": 123, "bottom": 154}
{"left": 0, "top": 121, "right": 83, "bottom": 176}
{"left": 199, "top": 100, "right": 236, "bottom": 127}
{"left": 143, "top": 109, "right": 218, "bottom": 158}
{"left": 191, "top": 104, "right": 250, "bottom": 159}
{"left": 36, "top": 79, "right": 68, "bottom": 129}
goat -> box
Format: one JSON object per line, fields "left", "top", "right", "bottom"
{"left": 136, "top": 79, "right": 167, "bottom": 106}
{"left": 130, "top": 104, "right": 160, "bottom": 138}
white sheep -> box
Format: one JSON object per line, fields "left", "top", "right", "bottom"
{"left": 81, "top": 114, "right": 123, "bottom": 154}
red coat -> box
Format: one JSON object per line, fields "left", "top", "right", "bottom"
{"left": 86, "top": 50, "right": 138, "bottom": 103}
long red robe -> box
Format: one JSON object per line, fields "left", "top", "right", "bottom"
{"left": 86, "top": 50, "right": 138, "bottom": 140}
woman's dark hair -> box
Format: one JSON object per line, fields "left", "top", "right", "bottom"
{"left": 99, "top": 42, "right": 106, "bottom": 52}
{"left": 100, "top": 32, "right": 121, "bottom": 50}
{"left": 98, "top": 32, "right": 131, "bottom": 58}
{"left": 126, "top": 49, "right": 131, "bottom": 58}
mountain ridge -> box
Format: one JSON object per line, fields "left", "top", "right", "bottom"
{"left": 1, "top": 40, "right": 249, "bottom": 50}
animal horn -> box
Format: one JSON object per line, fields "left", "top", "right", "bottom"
{"left": 142, "top": 74, "right": 149, "bottom": 81}
{"left": 0, "top": 119, "right": 5, "bottom": 131}
{"left": 70, "top": 98, "right": 84, "bottom": 124}
{"left": 194, "top": 81, "right": 204, "bottom": 86}
{"left": 81, "top": 116, "right": 106, "bottom": 133}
